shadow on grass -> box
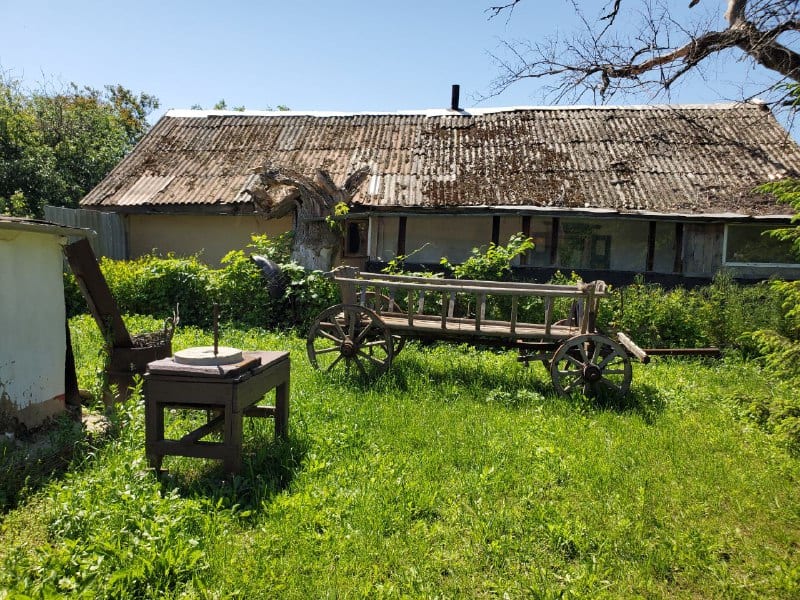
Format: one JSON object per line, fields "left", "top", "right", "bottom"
{"left": 304, "top": 343, "right": 667, "bottom": 422}
{"left": 574, "top": 382, "right": 667, "bottom": 423}
{"left": 161, "top": 430, "right": 309, "bottom": 513}
{"left": 0, "top": 411, "right": 112, "bottom": 514}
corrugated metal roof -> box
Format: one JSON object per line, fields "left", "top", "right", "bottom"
{"left": 81, "top": 103, "right": 800, "bottom": 216}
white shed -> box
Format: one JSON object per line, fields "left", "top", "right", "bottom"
{"left": 0, "top": 217, "right": 90, "bottom": 431}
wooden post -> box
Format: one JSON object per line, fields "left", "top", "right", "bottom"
{"left": 492, "top": 216, "right": 500, "bottom": 246}
{"left": 476, "top": 293, "right": 486, "bottom": 332}
{"left": 510, "top": 296, "right": 519, "bottom": 335}
{"left": 579, "top": 286, "right": 595, "bottom": 334}
{"left": 550, "top": 218, "right": 560, "bottom": 266}
{"left": 646, "top": 221, "right": 656, "bottom": 272}
{"left": 520, "top": 216, "right": 531, "bottom": 266}
{"left": 397, "top": 216, "right": 407, "bottom": 257}
{"left": 544, "top": 297, "right": 553, "bottom": 335}
{"left": 674, "top": 222, "right": 684, "bottom": 274}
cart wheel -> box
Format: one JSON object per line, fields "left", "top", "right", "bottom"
{"left": 307, "top": 303, "right": 394, "bottom": 378}
{"left": 550, "top": 334, "right": 632, "bottom": 398}
{"left": 363, "top": 291, "right": 406, "bottom": 356}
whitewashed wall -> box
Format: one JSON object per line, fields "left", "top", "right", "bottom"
{"left": 128, "top": 214, "right": 293, "bottom": 265}
{"left": 0, "top": 229, "right": 66, "bottom": 429}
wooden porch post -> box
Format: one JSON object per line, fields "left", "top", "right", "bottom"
{"left": 646, "top": 221, "right": 656, "bottom": 272}
{"left": 673, "top": 222, "right": 684, "bottom": 274}
{"left": 520, "top": 215, "right": 531, "bottom": 266}
{"left": 549, "top": 217, "right": 560, "bottom": 266}
{"left": 397, "top": 216, "right": 407, "bottom": 257}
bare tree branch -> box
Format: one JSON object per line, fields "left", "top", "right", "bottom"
{"left": 488, "top": 0, "right": 800, "bottom": 105}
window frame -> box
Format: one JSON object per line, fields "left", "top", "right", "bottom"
{"left": 722, "top": 223, "right": 800, "bottom": 268}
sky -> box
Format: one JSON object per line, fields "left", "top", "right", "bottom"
{"left": 0, "top": 0, "right": 784, "bottom": 125}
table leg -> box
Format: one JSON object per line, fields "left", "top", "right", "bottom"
{"left": 145, "top": 394, "right": 165, "bottom": 472}
{"left": 223, "top": 402, "right": 243, "bottom": 473}
{"left": 275, "top": 377, "right": 289, "bottom": 440}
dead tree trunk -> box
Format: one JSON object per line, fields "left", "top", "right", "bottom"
{"left": 246, "top": 165, "right": 370, "bottom": 271}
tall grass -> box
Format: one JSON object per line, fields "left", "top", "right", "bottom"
{"left": 1, "top": 316, "right": 798, "bottom": 598}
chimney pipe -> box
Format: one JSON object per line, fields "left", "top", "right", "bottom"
{"left": 450, "top": 84, "right": 460, "bottom": 111}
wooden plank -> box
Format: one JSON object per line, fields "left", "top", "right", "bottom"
{"left": 544, "top": 297, "right": 553, "bottom": 336}
{"left": 397, "top": 216, "right": 407, "bottom": 256}
{"left": 476, "top": 293, "right": 486, "bottom": 331}
{"left": 646, "top": 221, "right": 656, "bottom": 272}
{"left": 520, "top": 216, "right": 531, "bottom": 266}
{"left": 550, "top": 217, "right": 560, "bottom": 266}
{"left": 64, "top": 238, "right": 132, "bottom": 348}
{"left": 180, "top": 413, "right": 225, "bottom": 444}
{"left": 333, "top": 277, "right": 596, "bottom": 298}
{"left": 580, "top": 287, "right": 594, "bottom": 334}
{"left": 378, "top": 313, "right": 579, "bottom": 340}
{"left": 674, "top": 222, "right": 684, "bottom": 274}
{"left": 407, "top": 290, "right": 414, "bottom": 326}
{"left": 510, "top": 296, "right": 518, "bottom": 335}
{"left": 617, "top": 332, "right": 650, "bottom": 364}
{"left": 340, "top": 272, "right": 598, "bottom": 294}
{"left": 441, "top": 291, "right": 449, "bottom": 328}
{"left": 243, "top": 405, "right": 277, "bottom": 418}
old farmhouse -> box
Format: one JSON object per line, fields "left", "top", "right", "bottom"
{"left": 80, "top": 101, "right": 800, "bottom": 282}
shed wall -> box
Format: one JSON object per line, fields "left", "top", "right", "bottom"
{"left": 0, "top": 229, "right": 66, "bottom": 430}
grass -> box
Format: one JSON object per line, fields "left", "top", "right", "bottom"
{"left": 1, "top": 314, "right": 799, "bottom": 598}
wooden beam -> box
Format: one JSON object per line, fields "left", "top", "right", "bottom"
{"left": 646, "top": 221, "right": 656, "bottom": 272}
{"left": 520, "top": 215, "right": 531, "bottom": 266}
{"left": 397, "top": 216, "right": 407, "bottom": 257}
{"left": 673, "top": 222, "right": 684, "bottom": 274}
{"left": 549, "top": 217, "right": 560, "bottom": 266}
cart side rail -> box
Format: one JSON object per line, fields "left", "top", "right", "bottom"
{"left": 331, "top": 268, "right": 606, "bottom": 337}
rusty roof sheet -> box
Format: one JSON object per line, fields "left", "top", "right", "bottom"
{"left": 80, "top": 103, "right": 800, "bottom": 216}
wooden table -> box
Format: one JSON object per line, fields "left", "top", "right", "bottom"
{"left": 144, "top": 350, "right": 289, "bottom": 473}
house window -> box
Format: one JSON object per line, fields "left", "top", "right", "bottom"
{"left": 558, "top": 219, "right": 648, "bottom": 271}
{"left": 344, "top": 220, "right": 368, "bottom": 257}
{"left": 723, "top": 224, "right": 799, "bottom": 266}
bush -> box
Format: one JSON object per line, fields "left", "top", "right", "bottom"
{"left": 63, "top": 233, "right": 339, "bottom": 331}
{"left": 101, "top": 254, "right": 213, "bottom": 327}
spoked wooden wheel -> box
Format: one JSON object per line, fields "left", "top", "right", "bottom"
{"left": 550, "top": 334, "right": 632, "bottom": 398}
{"left": 363, "top": 291, "right": 406, "bottom": 356}
{"left": 307, "top": 304, "right": 394, "bottom": 378}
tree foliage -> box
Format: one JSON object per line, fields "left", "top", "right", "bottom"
{"left": 489, "top": 0, "right": 800, "bottom": 105}
{"left": 0, "top": 76, "right": 158, "bottom": 217}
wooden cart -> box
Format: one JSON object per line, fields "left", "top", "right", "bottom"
{"left": 306, "top": 267, "right": 650, "bottom": 397}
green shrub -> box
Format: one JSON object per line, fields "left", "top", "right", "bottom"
{"left": 441, "top": 233, "right": 534, "bottom": 281}
{"left": 213, "top": 233, "right": 338, "bottom": 330}
{"left": 68, "top": 233, "right": 338, "bottom": 331}
{"left": 212, "top": 248, "right": 275, "bottom": 327}
{"left": 100, "top": 254, "right": 213, "bottom": 326}
{"left": 602, "top": 278, "right": 705, "bottom": 348}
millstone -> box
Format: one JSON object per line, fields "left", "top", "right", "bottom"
{"left": 173, "top": 346, "right": 244, "bottom": 366}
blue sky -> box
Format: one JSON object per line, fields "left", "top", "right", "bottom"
{"left": 1, "top": 1, "right": 780, "bottom": 123}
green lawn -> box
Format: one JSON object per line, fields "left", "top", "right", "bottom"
{"left": 1, "top": 315, "right": 799, "bottom": 598}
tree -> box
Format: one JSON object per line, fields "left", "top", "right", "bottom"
{"left": 0, "top": 76, "right": 158, "bottom": 217}
{"left": 246, "top": 164, "right": 370, "bottom": 271}
{"left": 488, "top": 0, "right": 800, "bottom": 104}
